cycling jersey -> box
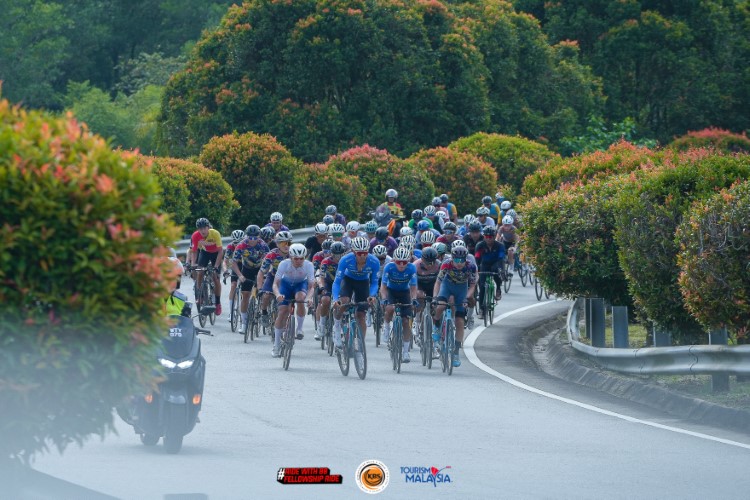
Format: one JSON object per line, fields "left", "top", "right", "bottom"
{"left": 375, "top": 256, "right": 392, "bottom": 280}
{"left": 233, "top": 240, "right": 270, "bottom": 270}
{"left": 263, "top": 222, "right": 290, "bottom": 232}
{"left": 381, "top": 262, "right": 417, "bottom": 291}
{"left": 319, "top": 256, "right": 340, "bottom": 283}
{"left": 333, "top": 213, "right": 347, "bottom": 226}
{"left": 191, "top": 229, "right": 222, "bottom": 253}
{"left": 312, "top": 250, "right": 328, "bottom": 272}
{"left": 477, "top": 216, "right": 496, "bottom": 229}
{"left": 304, "top": 235, "right": 324, "bottom": 261}
{"left": 436, "top": 260, "right": 478, "bottom": 286}
{"left": 332, "top": 253, "right": 381, "bottom": 300}
{"left": 414, "top": 259, "right": 441, "bottom": 285}
{"left": 463, "top": 234, "right": 481, "bottom": 254}
{"left": 369, "top": 236, "right": 398, "bottom": 256}
{"left": 487, "top": 203, "right": 501, "bottom": 221}
{"left": 259, "top": 248, "right": 287, "bottom": 276}
{"left": 498, "top": 225, "right": 517, "bottom": 244}
{"left": 275, "top": 259, "right": 315, "bottom": 284}
{"left": 474, "top": 240, "right": 506, "bottom": 265}
{"left": 436, "top": 234, "right": 459, "bottom": 246}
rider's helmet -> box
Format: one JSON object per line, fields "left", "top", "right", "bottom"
{"left": 451, "top": 239, "right": 466, "bottom": 250}
{"left": 451, "top": 246, "right": 468, "bottom": 259}
{"left": 502, "top": 215, "right": 514, "bottom": 225}
{"left": 351, "top": 236, "right": 370, "bottom": 252}
{"left": 468, "top": 221, "right": 483, "bottom": 232}
{"left": 424, "top": 206, "right": 437, "bottom": 216}
{"left": 482, "top": 226, "right": 496, "bottom": 237}
{"left": 440, "top": 193, "right": 449, "bottom": 203}
{"left": 245, "top": 225, "right": 261, "bottom": 238}
{"left": 314, "top": 222, "right": 328, "bottom": 234}
{"left": 372, "top": 245, "right": 388, "bottom": 258}
{"left": 399, "top": 235, "right": 416, "bottom": 248}
{"left": 328, "top": 223, "right": 345, "bottom": 236}
{"left": 500, "top": 200, "right": 512, "bottom": 210}
{"left": 275, "top": 230, "right": 293, "bottom": 243}
{"left": 322, "top": 214, "right": 335, "bottom": 225}
{"left": 495, "top": 192, "right": 505, "bottom": 203}
{"left": 476, "top": 206, "right": 490, "bottom": 216}
{"left": 411, "top": 209, "right": 423, "bottom": 220}
{"left": 420, "top": 231, "right": 436, "bottom": 245}
{"left": 506, "top": 209, "right": 517, "bottom": 219}
{"left": 270, "top": 212, "right": 283, "bottom": 222}
{"left": 434, "top": 242, "right": 448, "bottom": 257}
{"left": 231, "top": 229, "right": 245, "bottom": 242}
{"left": 393, "top": 246, "right": 411, "bottom": 261}
{"left": 482, "top": 195, "right": 492, "bottom": 205}
{"left": 375, "top": 227, "right": 389, "bottom": 241}
{"left": 385, "top": 188, "right": 398, "bottom": 199}
{"left": 330, "top": 241, "right": 347, "bottom": 255}
{"left": 431, "top": 196, "right": 442, "bottom": 207}
{"left": 421, "top": 246, "right": 438, "bottom": 263}
{"left": 399, "top": 226, "right": 414, "bottom": 237}
{"left": 325, "top": 205, "right": 337, "bottom": 215}
{"left": 196, "top": 217, "right": 210, "bottom": 228}
{"left": 443, "top": 221, "right": 457, "bottom": 233}
{"left": 260, "top": 226, "right": 276, "bottom": 241}
{"left": 289, "top": 243, "right": 307, "bottom": 258}
{"left": 346, "top": 221, "right": 360, "bottom": 233}
{"left": 417, "top": 220, "right": 430, "bottom": 232}
{"left": 364, "top": 220, "right": 378, "bottom": 233}
{"left": 321, "top": 239, "right": 333, "bottom": 251}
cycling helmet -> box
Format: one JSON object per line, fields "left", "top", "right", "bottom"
{"left": 411, "top": 209, "right": 423, "bottom": 220}
{"left": 399, "top": 226, "right": 414, "bottom": 237}
{"left": 330, "top": 241, "right": 346, "bottom": 255}
{"left": 393, "top": 246, "right": 411, "bottom": 261}
{"left": 314, "top": 222, "right": 328, "bottom": 234}
{"left": 321, "top": 239, "right": 333, "bottom": 251}
{"left": 476, "top": 206, "right": 490, "bottom": 216}
{"left": 231, "top": 229, "right": 245, "bottom": 241}
{"left": 417, "top": 220, "right": 430, "bottom": 231}
{"left": 443, "top": 221, "right": 457, "bottom": 233}
{"left": 463, "top": 214, "right": 475, "bottom": 225}
{"left": 270, "top": 212, "right": 283, "bottom": 222}
{"left": 420, "top": 231, "right": 436, "bottom": 245}
{"left": 351, "top": 236, "right": 370, "bottom": 252}
{"left": 495, "top": 192, "right": 505, "bottom": 202}
{"left": 385, "top": 188, "right": 398, "bottom": 199}
{"left": 346, "top": 221, "right": 360, "bottom": 233}
{"left": 328, "top": 223, "right": 345, "bottom": 235}
{"left": 436, "top": 210, "right": 448, "bottom": 221}
{"left": 424, "top": 206, "right": 437, "bottom": 216}
{"left": 432, "top": 196, "right": 442, "bottom": 206}
{"left": 372, "top": 244, "right": 388, "bottom": 258}
{"left": 289, "top": 243, "right": 307, "bottom": 258}
{"left": 440, "top": 193, "right": 449, "bottom": 202}
{"left": 451, "top": 239, "right": 466, "bottom": 249}
{"left": 196, "top": 217, "right": 210, "bottom": 228}
{"left": 325, "top": 205, "right": 337, "bottom": 215}
{"left": 322, "top": 214, "right": 335, "bottom": 225}
{"left": 502, "top": 215, "right": 514, "bottom": 225}
{"left": 400, "top": 235, "right": 416, "bottom": 247}
{"left": 434, "top": 242, "right": 448, "bottom": 256}
{"left": 451, "top": 246, "right": 468, "bottom": 259}
{"left": 245, "top": 224, "right": 261, "bottom": 237}
{"left": 364, "top": 220, "right": 378, "bottom": 233}
{"left": 500, "top": 201, "right": 512, "bottom": 210}
{"left": 482, "top": 226, "right": 496, "bottom": 237}
{"left": 275, "top": 230, "right": 293, "bottom": 242}
{"left": 506, "top": 208, "right": 517, "bottom": 218}
{"left": 421, "top": 246, "right": 438, "bottom": 263}
{"left": 260, "top": 226, "right": 276, "bottom": 240}
{"left": 468, "top": 221, "right": 483, "bottom": 232}
{"left": 482, "top": 196, "right": 492, "bottom": 205}
{"left": 375, "top": 227, "right": 389, "bottom": 241}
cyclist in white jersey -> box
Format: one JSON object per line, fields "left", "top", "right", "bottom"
{"left": 271, "top": 244, "right": 316, "bottom": 357}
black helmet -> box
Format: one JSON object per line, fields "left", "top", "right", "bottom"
{"left": 375, "top": 227, "right": 389, "bottom": 241}
{"left": 451, "top": 246, "right": 468, "bottom": 259}
{"left": 325, "top": 205, "right": 337, "bottom": 215}
{"left": 321, "top": 239, "right": 333, "bottom": 251}
{"left": 440, "top": 193, "right": 449, "bottom": 202}
{"left": 260, "top": 226, "right": 276, "bottom": 241}
{"left": 469, "top": 221, "right": 483, "bottom": 232}
{"left": 482, "top": 195, "right": 492, "bottom": 205}
{"left": 482, "top": 226, "right": 496, "bottom": 237}
{"left": 245, "top": 224, "right": 260, "bottom": 237}
{"left": 330, "top": 241, "right": 347, "bottom": 255}
{"left": 411, "top": 209, "right": 423, "bottom": 220}
{"left": 196, "top": 217, "right": 210, "bottom": 228}
{"left": 421, "top": 246, "right": 438, "bottom": 263}
{"left": 443, "top": 221, "right": 457, "bottom": 233}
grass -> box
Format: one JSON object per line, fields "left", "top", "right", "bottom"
{"left": 577, "top": 317, "right": 649, "bottom": 348}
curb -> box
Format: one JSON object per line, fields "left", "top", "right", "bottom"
{"left": 526, "top": 314, "right": 750, "bottom": 435}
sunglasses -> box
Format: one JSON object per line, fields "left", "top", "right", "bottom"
{"left": 453, "top": 258, "right": 466, "bottom": 264}
{"left": 395, "top": 260, "right": 408, "bottom": 265}
{"left": 277, "top": 241, "right": 290, "bottom": 245}
{"left": 355, "top": 251, "right": 368, "bottom": 256}
{"left": 246, "top": 236, "right": 258, "bottom": 241}
{"left": 292, "top": 256, "right": 305, "bottom": 260}
{"left": 444, "top": 230, "right": 454, "bottom": 235}
{"left": 332, "top": 233, "right": 343, "bottom": 238}
{"left": 483, "top": 234, "right": 495, "bottom": 238}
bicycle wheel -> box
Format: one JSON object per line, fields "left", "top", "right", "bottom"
{"left": 352, "top": 324, "right": 367, "bottom": 380}
{"left": 393, "top": 319, "right": 403, "bottom": 373}
{"left": 544, "top": 287, "right": 551, "bottom": 300}
{"left": 208, "top": 281, "right": 216, "bottom": 326}
{"left": 373, "top": 301, "right": 383, "bottom": 347}
{"left": 198, "top": 281, "right": 210, "bottom": 328}
{"left": 336, "top": 319, "right": 350, "bottom": 376}
{"left": 503, "top": 263, "right": 512, "bottom": 294}
{"left": 535, "top": 276, "right": 544, "bottom": 301}
{"left": 326, "top": 311, "right": 335, "bottom": 357}
{"left": 243, "top": 297, "right": 254, "bottom": 343}
{"left": 423, "top": 310, "right": 432, "bottom": 367}
{"left": 483, "top": 280, "right": 492, "bottom": 327}
{"left": 446, "top": 320, "right": 455, "bottom": 376}
{"left": 283, "top": 314, "right": 295, "bottom": 371}
{"left": 230, "top": 286, "right": 241, "bottom": 332}
{"left": 473, "top": 287, "right": 481, "bottom": 315}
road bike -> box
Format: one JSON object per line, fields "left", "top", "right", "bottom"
{"left": 335, "top": 301, "right": 369, "bottom": 380}
{"left": 279, "top": 300, "right": 306, "bottom": 371}
{"left": 242, "top": 287, "right": 261, "bottom": 343}
{"left": 259, "top": 292, "right": 278, "bottom": 339}
{"left": 372, "top": 298, "right": 384, "bottom": 347}
{"left": 224, "top": 273, "right": 241, "bottom": 333}
{"left": 386, "top": 302, "right": 411, "bottom": 374}
{"left": 478, "top": 271, "right": 500, "bottom": 327}
{"left": 434, "top": 300, "right": 461, "bottom": 376}
{"left": 414, "top": 297, "right": 434, "bottom": 368}
{"left": 193, "top": 266, "right": 217, "bottom": 328}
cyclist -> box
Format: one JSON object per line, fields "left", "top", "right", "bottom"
{"left": 424, "top": 205, "right": 444, "bottom": 233}
{"left": 188, "top": 218, "right": 224, "bottom": 315}
{"left": 474, "top": 226, "right": 506, "bottom": 320}
{"left": 457, "top": 214, "right": 474, "bottom": 238}
{"left": 312, "top": 239, "right": 333, "bottom": 274}
{"left": 481, "top": 195, "right": 500, "bottom": 223}
{"left": 265, "top": 212, "right": 290, "bottom": 233}
{"left": 314, "top": 241, "right": 346, "bottom": 341}
{"left": 257, "top": 231, "right": 293, "bottom": 327}
{"left": 475, "top": 206, "right": 496, "bottom": 229}
{"left": 372, "top": 244, "right": 392, "bottom": 285}
{"left": 363, "top": 220, "right": 378, "bottom": 241}
{"left": 346, "top": 221, "right": 362, "bottom": 239}
{"left": 370, "top": 227, "right": 398, "bottom": 256}
{"left": 380, "top": 246, "right": 419, "bottom": 363}
{"left": 377, "top": 188, "right": 404, "bottom": 219}
{"left": 408, "top": 209, "right": 430, "bottom": 231}
{"left": 436, "top": 221, "right": 459, "bottom": 246}
{"left": 418, "top": 229, "right": 436, "bottom": 250}
{"left": 451, "top": 240, "right": 478, "bottom": 330}
{"left": 224, "top": 229, "right": 246, "bottom": 319}
{"left": 322, "top": 214, "right": 335, "bottom": 226}
{"left": 439, "top": 194, "right": 458, "bottom": 223}
{"left": 260, "top": 226, "right": 277, "bottom": 249}
{"left": 414, "top": 246, "right": 440, "bottom": 316}
{"left": 331, "top": 237, "right": 380, "bottom": 348}
{"left": 232, "top": 225, "right": 271, "bottom": 331}
{"left": 498, "top": 215, "right": 519, "bottom": 273}
{"left": 463, "top": 220, "right": 483, "bottom": 254}
{"left": 305, "top": 222, "right": 328, "bottom": 261}
{"left": 327, "top": 223, "right": 348, "bottom": 250}
{"left": 271, "top": 243, "right": 316, "bottom": 356}
{"left": 432, "top": 246, "right": 477, "bottom": 368}
{"left": 500, "top": 201, "right": 521, "bottom": 228}
{"left": 434, "top": 242, "right": 448, "bottom": 262}
{"left": 325, "top": 205, "right": 347, "bottom": 226}
{"left": 398, "top": 235, "right": 420, "bottom": 260}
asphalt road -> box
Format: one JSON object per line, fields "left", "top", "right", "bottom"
{"left": 31, "top": 273, "right": 750, "bottom": 499}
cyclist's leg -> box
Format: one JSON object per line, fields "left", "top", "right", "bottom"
{"left": 491, "top": 261, "right": 503, "bottom": 298}
{"left": 352, "top": 279, "right": 370, "bottom": 339}
{"left": 294, "top": 286, "right": 307, "bottom": 339}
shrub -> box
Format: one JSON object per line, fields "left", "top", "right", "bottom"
{"left": 290, "top": 164, "right": 366, "bottom": 227}
{"left": 448, "top": 133, "right": 558, "bottom": 194}
{"left": 612, "top": 150, "right": 750, "bottom": 344}
{"left": 669, "top": 128, "right": 750, "bottom": 154}
{"left": 324, "top": 145, "right": 435, "bottom": 217}
{"left": 521, "top": 176, "right": 633, "bottom": 306}
{"left": 0, "top": 100, "right": 180, "bottom": 461}
{"left": 147, "top": 159, "right": 191, "bottom": 230}
{"left": 134, "top": 156, "right": 237, "bottom": 235}
{"left": 199, "top": 132, "right": 301, "bottom": 228}
{"left": 521, "top": 140, "right": 658, "bottom": 201}
{"left": 677, "top": 180, "right": 750, "bottom": 340}
{"left": 406, "top": 147, "right": 496, "bottom": 219}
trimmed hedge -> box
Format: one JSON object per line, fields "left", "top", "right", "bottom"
{"left": 325, "top": 145, "right": 435, "bottom": 217}
{"left": 677, "top": 180, "right": 750, "bottom": 339}
{"left": 406, "top": 147, "right": 497, "bottom": 220}
{"left": 448, "top": 133, "right": 557, "bottom": 194}
{"left": 199, "top": 132, "right": 301, "bottom": 228}
{"left": 291, "top": 164, "right": 366, "bottom": 227}
{"left": 612, "top": 150, "right": 750, "bottom": 344}
{"left": 669, "top": 128, "right": 750, "bottom": 154}
{"left": 0, "top": 101, "right": 180, "bottom": 461}
{"left": 147, "top": 159, "right": 191, "bottom": 229}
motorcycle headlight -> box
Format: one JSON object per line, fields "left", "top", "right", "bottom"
{"left": 158, "top": 358, "right": 177, "bottom": 369}
{"left": 177, "top": 359, "right": 194, "bottom": 369}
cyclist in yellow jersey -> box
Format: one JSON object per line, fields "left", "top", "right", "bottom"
{"left": 189, "top": 218, "right": 224, "bottom": 315}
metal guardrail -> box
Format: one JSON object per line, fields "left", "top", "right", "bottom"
{"left": 174, "top": 227, "right": 316, "bottom": 257}
{"left": 566, "top": 298, "right": 750, "bottom": 376}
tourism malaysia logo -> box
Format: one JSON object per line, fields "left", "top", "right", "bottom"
{"left": 400, "top": 465, "right": 453, "bottom": 487}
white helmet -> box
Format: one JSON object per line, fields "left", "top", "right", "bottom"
{"left": 328, "top": 223, "right": 345, "bottom": 235}
{"left": 436, "top": 210, "right": 448, "bottom": 220}
{"left": 424, "top": 206, "right": 437, "bottom": 216}
{"left": 372, "top": 244, "right": 388, "bottom": 257}
{"left": 351, "top": 236, "right": 370, "bottom": 252}
{"left": 275, "top": 230, "right": 293, "bottom": 242}
{"left": 400, "top": 234, "right": 416, "bottom": 247}
{"left": 476, "top": 206, "right": 490, "bottom": 216}
{"left": 346, "top": 221, "right": 360, "bottom": 232}
{"left": 393, "top": 246, "right": 411, "bottom": 261}
{"left": 502, "top": 215, "right": 514, "bottom": 225}
{"left": 399, "top": 226, "right": 414, "bottom": 237}
{"left": 314, "top": 222, "right": 328, "bottom": 234}
{"left": 289, "top": 243, "right": 307, "bottom": 258}
{"left": 385, "top": 188, "right": 398, "bottom": 198}
{"left": 464, "top": 214, "right": 475, "bottom": 225}
{"left": 420, "top": 231, "right": 436, "bottom": 244}
{"left": 506, "top": 209, "right": 517, "bottom": 218}
{"left": 231, "top": 229, "right": 245, "bottom": 241}
{"left": 451, "top": 239, "right": 466, "bottom": 249}
{"left": 500, "top": 200, "right": 512, "bottom": 210}
{"left": 270, "top": 211, "right": 283, "bottom": 222}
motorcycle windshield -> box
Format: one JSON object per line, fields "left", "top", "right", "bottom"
{"left": 162, "top": 315, "right": 196, "bottom": 359}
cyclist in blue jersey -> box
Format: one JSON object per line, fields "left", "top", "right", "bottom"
{"left": 380, "top": 246, "right": 419, "bottom": 363}
{"left": 332, "top": 237, "right": 380, "bottom": 348}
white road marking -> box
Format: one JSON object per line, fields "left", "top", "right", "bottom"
{"left": 464, "top": 301, "right": 750, "bottom": 451}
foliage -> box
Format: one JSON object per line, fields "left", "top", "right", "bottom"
{"left": 612, "top": 151, "right": 750, "bottom": 344}
{"left": 0, "top": 98, "right": 180, "bottom": 461}
{"left": 521, "top": 176, "right": 633, "bottom": 306}
{"left": 669, "top": 128, "right": 750, "bottom": 155}
{"left": 198, "top": 132, "right": 301, "bottom": 228}
{"left": 558, "top": 116, "right": 657, "bottom": 156}
{"left": 290, "top": 164, "right": 366, "bottom": 228}
{"left": 521, "top": 141, "right": 659, "bottom": 202}
{"left": 324, "top": 145, "right": 435, "bottom": 218}
{"left": 448, "top": 133, "right": 557, "bottom": 194}
{"left": 114, "top": 52, "right": 187, "bottom": 96}
{"left": 677, "top": 181, "right": 750, "bottom": 340}
{"left": 406, "top": 147, "right": 496, "bottom": 219}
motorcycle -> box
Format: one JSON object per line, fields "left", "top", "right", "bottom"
{"left": 118, "top": 294, "right": 210, "bottom": 454}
